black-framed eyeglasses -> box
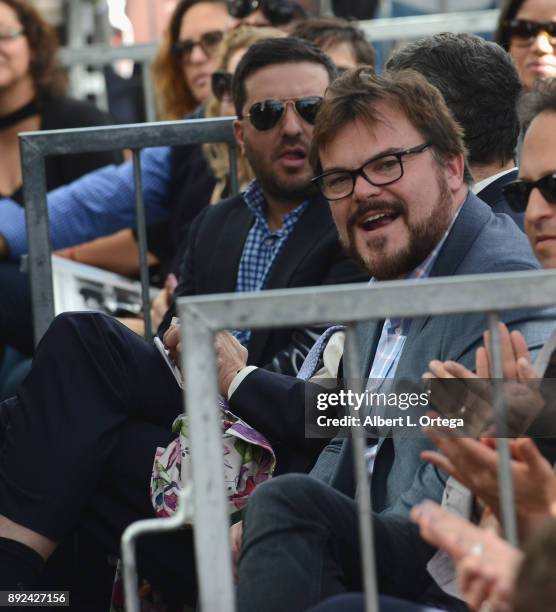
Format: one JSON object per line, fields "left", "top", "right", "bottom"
{"left": 0, "top": 27, "right": 24, "bottom": 42}
{"left": 312, "top": 143, "right": 431, "bottom": 201}
{"left": 243, "top": 96, "right": 322, "bottom": 131}
{"left": 211, "top": 71, "right": 233, "bottom": 101}
{"left": 502, "top": 172, "right": 556, "bottom": 212}
{"left": 505, "top": 19, "right": 556, "bottom": 47}
{"left": 172, "top": 30, "right": 224, "bottom": 61}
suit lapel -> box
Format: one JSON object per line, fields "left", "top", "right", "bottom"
{"left": 401, "top": 192, "right": 492, "bottom": 342}
{"left": 247, "top": 197, "right": 333, "bottom": 363}
{"left": 264, "top": 196, "right": 333, "bottom": 290}
{"left": 205, "top": 198, "right": 253, "bottom": 293}
{"left": 331, "top": 194, "right": 495, "bottom": 496}
{"left": 477, "top": 169, "right": 518, "bottom": 208}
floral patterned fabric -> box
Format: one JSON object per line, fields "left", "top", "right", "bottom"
{"left": 110, "top": 402, "right": 275, "bottom": 612}
{"left": 150, "top": 401, "right": 276, "bottom": 519}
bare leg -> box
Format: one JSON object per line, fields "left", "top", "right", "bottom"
{"left": 0, "top": 515, "right": 56, "bottom": 560}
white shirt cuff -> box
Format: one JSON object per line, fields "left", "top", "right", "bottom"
{"left": 228, "top": 365, "right": 258, "bottom": 398}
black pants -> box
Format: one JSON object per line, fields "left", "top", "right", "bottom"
{"left": 0, "top": 312, "right": 197, "bottom": 603}
{"left": 0, "top": 262, "right": 33, "bottom": 355}
{"left": 237, "top": 474, "right": 455, "bottom": 612}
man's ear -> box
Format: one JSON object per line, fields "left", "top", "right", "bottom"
{"left": 444, "top": 153, "right": 465, "bottom": 191}
{"left": 233, "top": 119, "right": 246, "bottom": 156}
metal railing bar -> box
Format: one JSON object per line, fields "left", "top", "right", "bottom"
{"left": 344, "top": 324, "right": 379, "bottom": 612}
{"left": 20, "top": 117, "right": 237, "bottom": 343}
{"left": 179, "top": 306, "right": 236, "bottom": 612}
{"left": 19, "top": 117, "right": 236, "bottom": 156}
{"left": 228, "top": 143, "right": 239, "bottom": 195}
{"left": 359, "top": 9, "right": 498, "bottom": 40}
{"left": 177, "top": 269, "right": 556, "bottom": 331}
{"left": 131, "top": 149, "right": 153, "bottom": 339}
{"left": 140, "top": 61, "right": 158, "bottom": 123}
{"left": 487, "top": 313, "right": 519, "bottom": 547}
{"left": 20, "top": 142, "right": 54, "bottom": 345}
{"left": 56, "top": 9, "right": 498, "bottom": 71}
{"left": 59, "top": 42, "right": 158, "bottom": 66}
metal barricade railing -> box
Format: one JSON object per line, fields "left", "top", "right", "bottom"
{"left": 162, "top": 268, "right": 556, "bottom": 612}
{"left": 57, "top": 9, "right": 499, "bottom": 119}
{"left": 19, "top": 116, "right": 238, "bottom": 344}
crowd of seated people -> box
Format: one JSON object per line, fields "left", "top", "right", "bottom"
{"left": 0, "top": 0, "right": 556, "bottom": 610}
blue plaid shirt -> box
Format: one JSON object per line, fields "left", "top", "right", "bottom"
{"left": 233, "top": 180, "right": 308, "bottom": 346}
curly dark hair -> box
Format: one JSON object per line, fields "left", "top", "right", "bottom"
{"left": 292, "top": 16, "right": 375, "bottom": 68}
{"left": 1, "top": 0, "right": 66, "bottom": 97}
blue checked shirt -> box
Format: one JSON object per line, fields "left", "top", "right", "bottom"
{"left": 233, "top": 180, "right": 308, "bottom": 346}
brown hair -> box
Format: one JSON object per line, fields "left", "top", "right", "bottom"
{"left": 292, "top": 16, "right": 375, "bottom": 68}
{"left": 1, "top": 0, "right": 66, "bottom": 98}
{"left": 495, "top": 0, "right": 527, "bottom": 51}
{"left": 202, "top": 25, "right": 285, "bottom": 195}
{"left": 518, "top": 77, "right": 556, "bottom": 134}
{"left": 514, "top": 518, "right": 556, "bottom": 612}
{"left": 151, "top": 0, "right": 226, "bottom": 120}
{"left": 310, "top": 67, "right": 468, "bottom": 179}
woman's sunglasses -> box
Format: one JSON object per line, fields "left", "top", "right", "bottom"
{"left": 172, "top": 30, "right": 224, "bottom": 61}
{"left": 212, "top": 71, "right": 233, "bottom": 102}
{"left": 502, "top": 172, "right": 556, "bottom": 212}
{"left": 226, "top": 0, "right": 304, "bottom": 26}
{"left": 244, "top": 96, "right": 322, "bottom": 131}
{"left": 505, "top": 19, "right": 556, "bottom": 46}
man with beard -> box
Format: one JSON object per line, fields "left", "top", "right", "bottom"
{"left": 213, "top": 68, "right": 554, "bottom": 611}
{"left": 0, "top": 38, "right": 366, "bottom": 603}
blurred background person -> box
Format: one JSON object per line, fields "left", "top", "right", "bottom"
{"left": 55, "top": 0, "right": 235, "bottom": 278}
{"left": 495, "top": 0, "right": 556, "bottom": 90}
{"left": 226, "top": 0, "right": 307, "bottom": 31}
{"left": 152, "top": 0, "right": 234, "bottom": 119}
{"left": 0, "top": 0, "right": 121, "bottom": 205}
{"left": 0, "top": 0, "right": 122, "bottom": 395}
{"left": 292, "top": 16, "right": 375, "bottom": 71}
{"left": 0, "top": 0, "right": 233, "bottom": 395}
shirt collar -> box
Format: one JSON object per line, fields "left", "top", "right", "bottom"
{"left": 472, "top": 167, "right": 517, "bottom": 195}
{"left": 241, "top": 179, "right": 308, "bottom": 233}
{"left": 370, "top": 200, "right": 464, "bottom": 332}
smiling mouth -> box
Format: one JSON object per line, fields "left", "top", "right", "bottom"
{"left": 359, "top": 211, "right": 400, "bottom": 232}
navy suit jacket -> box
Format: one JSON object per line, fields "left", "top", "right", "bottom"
{"left": 159, "top": 192, "right": 368, "bottom": 375}
{"left": 477, "top": 168, "right": 523, "bottom": 229}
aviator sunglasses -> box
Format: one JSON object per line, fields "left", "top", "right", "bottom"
{"left": 505, "top": 19, "right": 556, "bottom": 46}
{"left": 243, "top": 96, "right": 323, "bottom": 131}
{"left": 502, "top": 172, "right": 556, "bottom": 212}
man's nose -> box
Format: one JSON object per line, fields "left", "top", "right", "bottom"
{"left": 526, "top": 187, "right": 555, "bottom": 224}
{"left": 531, "top": 31, "right": 555, "bottom": 54}
{"left": 279, "top": 102, "right": 304, "bottom": 137}
{"left": 353, "top": 172, "right": 383, "bottom": 201}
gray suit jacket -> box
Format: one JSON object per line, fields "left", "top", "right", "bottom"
{"left": 230, "top": 191, "right": 554, "bottom": 600}
{"left": 308, "top": 192, "right": 553, "bottom": 594}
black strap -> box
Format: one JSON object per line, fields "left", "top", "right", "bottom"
{"left": 0, "top": 99, "right": 39, "bottom": 130}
